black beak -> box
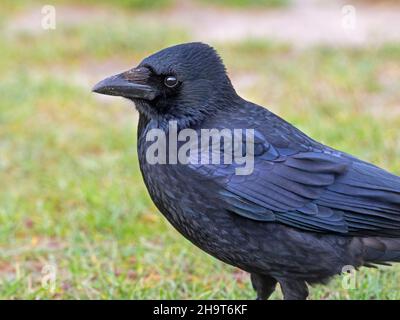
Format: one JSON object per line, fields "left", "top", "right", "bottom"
{"left": 92, "top": 71, "right": 157, "bottom": 100}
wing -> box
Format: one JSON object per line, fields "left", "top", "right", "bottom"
{"left": 186, "top": 128, "right": 400, "bottom": 236}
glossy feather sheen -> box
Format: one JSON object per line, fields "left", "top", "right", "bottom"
{"left": 131, "top": 43, "right": 400, "bottom": 299}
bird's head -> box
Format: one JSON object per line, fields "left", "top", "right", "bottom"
{"left": 92, "top": 42, "right": 238, "bottom": 125}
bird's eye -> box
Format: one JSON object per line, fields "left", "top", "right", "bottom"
{"left": 164, "top": 76, "right": 178, "bottom": 88}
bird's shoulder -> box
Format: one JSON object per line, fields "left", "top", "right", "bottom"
{"left": 199, "top": 100, "right": 326, "bottom": 155}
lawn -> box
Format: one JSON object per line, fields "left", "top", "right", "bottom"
{"left": 1, "top": 1, "right": 400, "bottom": 299}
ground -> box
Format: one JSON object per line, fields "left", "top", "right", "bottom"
{"left": 1, "top": 0, "right": 400, "bottom": 299}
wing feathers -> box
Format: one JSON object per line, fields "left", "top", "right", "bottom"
{"left": 192, "top": 143, "right": 400, "bottom": 235}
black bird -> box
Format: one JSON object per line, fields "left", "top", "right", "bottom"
{"left": 93, "top": 42, "right": 400, "bottom": 300}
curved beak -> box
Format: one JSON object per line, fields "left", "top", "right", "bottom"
{"left": 92, "top": 71, "right": 157, "bottom": 101}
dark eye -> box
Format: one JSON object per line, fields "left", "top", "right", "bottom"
{"left": 164, "top": 75, "right": 178, "bottom": 88}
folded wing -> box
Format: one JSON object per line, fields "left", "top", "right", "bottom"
{"left": 189, "top": 145, "right": 400, "bottom": 236}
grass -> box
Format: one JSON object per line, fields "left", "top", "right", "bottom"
{"left": 0, "top": 0, "right": 289, "bottom": 13}
{"left": 1, "top": 3, "right": 400, "bottom": 299}
{"left": 199, "top": 0, "right": 289, "bottom": 8}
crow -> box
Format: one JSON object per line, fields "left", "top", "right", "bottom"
{"left": 93, "top": 42, "right": 400, "bottom": 300}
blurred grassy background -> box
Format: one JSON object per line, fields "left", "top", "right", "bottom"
{"left": 1, "top": 0, "right": 400, "bottom": 299}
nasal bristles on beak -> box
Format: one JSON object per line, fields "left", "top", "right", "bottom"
{"left": 123, "top": 67, "right": 152, "bottom": 83}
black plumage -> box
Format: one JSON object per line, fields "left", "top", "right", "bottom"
{"left": 93, "top": 42, "right": 400, "bottom": 299}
